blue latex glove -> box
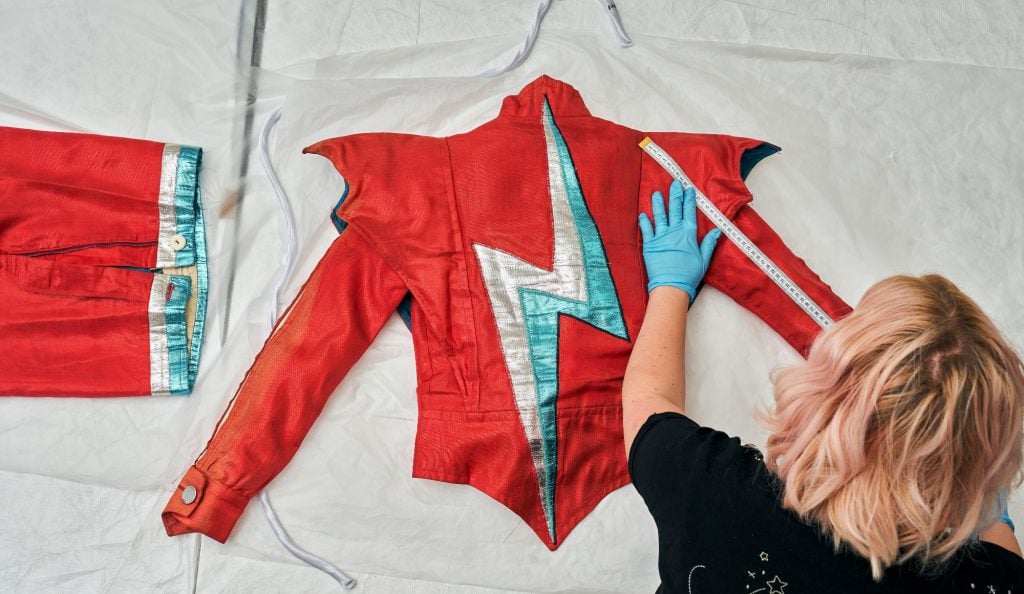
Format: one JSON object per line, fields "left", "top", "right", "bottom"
{"left": 999, "top": 491, "right": 1015, "bottom": 532}
{"left": 638, "top": 180, "right": 722, "bottom": 301}
{"left": 972, "top": 491, "right": 1015, "bottom": 541}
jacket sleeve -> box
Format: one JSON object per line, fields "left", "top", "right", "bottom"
{"left": 641, "top": 132, "right": 852, "bottom": 356}
{"left": 161, "top": 226, "right": 408, "bottom": 542}
{"left": 703, "top": 203, "right": 852, "bottom": 356}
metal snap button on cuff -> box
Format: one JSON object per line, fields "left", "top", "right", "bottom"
{"left": 170, "top": 234, "right": 187, "bottom": 251}
{"left": 181, "top": 485, "right": 198, "bottom": 505}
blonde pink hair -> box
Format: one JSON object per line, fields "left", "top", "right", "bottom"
{"left": 763, "top": 274, "right": 1024, "bottom": 579}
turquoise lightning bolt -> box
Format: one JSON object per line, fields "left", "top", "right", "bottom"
{"left": 472, "top": 98, "right": 629, "bottom": 544}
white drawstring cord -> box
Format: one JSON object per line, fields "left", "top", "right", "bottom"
{"left": 258, "top": 105, "right": 297, "bottom": 326}
{"left": 595, "top": 0, "right": 633, "bottom": 47}
{"left": 478, "top": 0, "right": 633, "bottom": 77}
{"left": 259, "top": 491, "right": 357, "bottom": 589}
{"left": 478, "top": 0, "right": 554, "bottom": 77}
{"left": 256, "top": 106, "right": 358, "bottom": 590}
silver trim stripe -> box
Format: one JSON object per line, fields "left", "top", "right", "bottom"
{"left": 639, "top": 137, "right": 834, "bottom": 329}
{"left": 148, "top": 275, "right": 172, "bottom": 396}
{"left": 156, "top": 144, "right": 182, "bottom": 269}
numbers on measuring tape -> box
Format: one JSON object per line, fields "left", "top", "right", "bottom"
{"left": 639, "top": 137, "right": 834, "bottom": 329}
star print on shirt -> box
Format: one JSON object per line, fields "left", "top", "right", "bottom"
{"left": 745, "top": 550, "right": 792, "bottom": 594}
{"left": 766, "top": 575, "right": 788, "bottom": 594}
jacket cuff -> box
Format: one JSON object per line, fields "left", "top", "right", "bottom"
{"left": 161, "top": 466, "right": 250, "bottom": 543}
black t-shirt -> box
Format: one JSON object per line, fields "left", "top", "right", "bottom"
{"left": 628, "top": 412, "right": 1024, "bottom": 593}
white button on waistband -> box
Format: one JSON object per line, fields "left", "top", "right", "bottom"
{"left": 170, "top": 234, "right": 187, "bottom": 251}
{"left": 181, "top": 485, "right": 197, "bottom": 505}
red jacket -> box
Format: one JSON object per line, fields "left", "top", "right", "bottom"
{"left": 162, "top": 76, "right": 850, "bottom": 549}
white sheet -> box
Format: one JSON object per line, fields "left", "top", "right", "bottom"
{"left": 1, "top": 1, "right": 1022, "bottom": 592}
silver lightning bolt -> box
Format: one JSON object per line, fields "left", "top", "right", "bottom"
{"left": 472, "top": 98, "right": 628, "bottom": 543}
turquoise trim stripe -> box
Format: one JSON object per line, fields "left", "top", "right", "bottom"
{"left": 518, "top": 100, "right": 629, "bottom": 541}
{"left": 188, "top": 181, "right": 209, "bottom": 390}
{"left": 172, "top": 146, "right": 208, "bottom": 393}
{"left": 172, "top": 147, "right": 201, "bottom": 268}
{"left": 164, "top": 275, "right": 192, "bottom": 395}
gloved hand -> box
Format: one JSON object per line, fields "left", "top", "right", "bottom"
{"left": 638, "top": 180, "right": 722, "bottom": 301}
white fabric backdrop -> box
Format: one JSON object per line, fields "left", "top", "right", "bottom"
{"left": 1, "top": 1, "right": 1022, "bottom": 592}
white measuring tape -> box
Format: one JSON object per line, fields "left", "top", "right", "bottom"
{"left": 639, "top": 137, "right": 834, "bottom": 329}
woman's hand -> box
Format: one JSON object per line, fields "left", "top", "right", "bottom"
{"left": 638, "top": 180, "right": 721, "bottom": 301}
{"left": 622, "top": 181, "right": 723, "bottom": 455}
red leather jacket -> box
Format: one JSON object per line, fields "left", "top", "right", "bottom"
{"left": 162, "top": 76, "right": 850, "bottom": 549}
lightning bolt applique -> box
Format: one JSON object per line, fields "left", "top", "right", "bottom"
{"left": 472, "top": 97, "right": 629, "bottom": 544}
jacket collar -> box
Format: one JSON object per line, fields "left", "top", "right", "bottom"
{"left": 499, "top": 75, "right": 592, "bottom": 118}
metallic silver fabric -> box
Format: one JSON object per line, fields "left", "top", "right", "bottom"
{"left": 148, "top": 274, "right": 172, "bottom": 396}
{"left": 156, "top": 144, "right": 182, "bottom": 269}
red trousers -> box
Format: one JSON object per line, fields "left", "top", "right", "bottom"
{"left": 0, "top": 127, "right": 208, "bottom": 396}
